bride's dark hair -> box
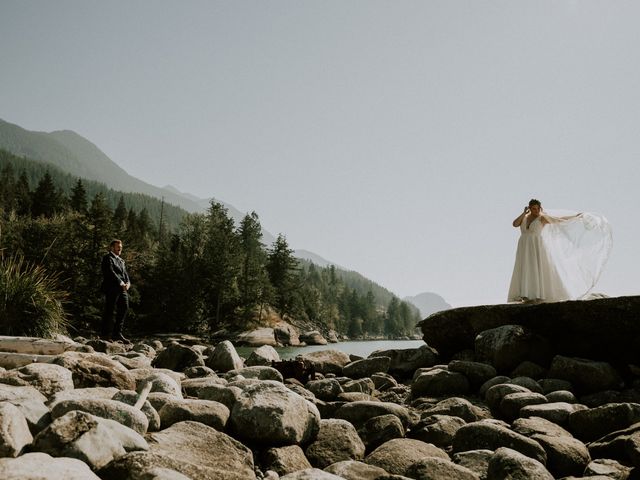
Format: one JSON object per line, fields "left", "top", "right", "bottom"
{"left": 529, "top": 199, "right": 541, "bottom": 207}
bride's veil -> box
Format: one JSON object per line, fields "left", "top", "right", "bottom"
{"left": 541, "top": 209, "right": 613, "bottom": 299}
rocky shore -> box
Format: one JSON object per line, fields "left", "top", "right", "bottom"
{"left": 0, "top": 296, "right": 639, "bottom": 479}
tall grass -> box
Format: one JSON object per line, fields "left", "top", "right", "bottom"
{"left": 0, "top": 254, "right": 69, "bottom": 337}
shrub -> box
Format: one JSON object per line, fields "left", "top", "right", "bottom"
{"left": 0, "top": 254, "right": 69, "bottom": 337}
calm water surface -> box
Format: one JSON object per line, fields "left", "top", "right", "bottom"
{"left": 236, "top": 340, "right": 425, "bottom": 360}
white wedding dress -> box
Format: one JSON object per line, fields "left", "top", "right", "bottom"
{"left": 507, "top": 211, "right": 612, "bottom": 302}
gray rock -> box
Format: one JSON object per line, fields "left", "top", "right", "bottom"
{"left": 531, "top": 433, "right": 591, "bottom": 478}
{"left": 371, "top": 373, "right": 398, "bottom": 391}
{"left": 343, "top": 357, "right": 390, "bottom": 379}
{"left": 50, "top": 398, "right": 149, "bottom": 434}
{"left": 0, "top": 384, "right": 49, "bottom": 435}
{"left": 137, "top": 467, "right": 192, "bottom": 480}
{"left": 112, "top": 390, "right": 161, "bottom": 432}
{"left": 183, "top": 365, "right": 217, "bottom": 378}
{"left": 358, "top": 414, "right": 405, "bottom": 451}
{"left": 409, "top": 414, "right": 466, "bottom": 448}
{"left": 486, "top": 447, "right": 553, "bottom": 480}
{"left": 448, "top": 360, "right": 497, "bottom": 389}
{"left": 539, "top": 378, "right": 573, "bottom": 394}
{"left": 54, "top": 351, "right": 135, "bottom": 390}
{"left": 48, "top": 386, "right": 119, "bottom": 407}
{"left": 246, "top": 345, "right": 281, "bottom": 366}
{"left": 0, "top": 402, "right": 33, "bottom": 457}
{"left": 205, "top": 340, "right": 244, "bottom": 373}
{"left": 225, "top": 366, "right": 284, "bottom": 382}
{"left": 406, "top": 456, "right": 480, "bottom": 480}
{"left": 0, "top": 452, "right": 101, "bottom": 479}
{"left": 548, "top": 356, "right": 624, "bottom": 393}
{"left": 412, "top": 368, "right": 470, "bottom": 397}
{"left": 230, "top": 380, "right": 320, "bottom": 445}
{"left": 452, "top": 420, "right": 547, "bottom": 464}
{"left": 140, "top": 372, "right": 183, "bottom": 398}
{"left": 587, "top": 422, "right": 640, "bottom": 466}
{"left": 512, "top": 416, "right": 573, "bottom": 438}
{"left": 452, "top": 450, "right": 493, "bottom": 480}
{"left": 546, "top": 390, "right": 577, "bottom": 403}
{"left": 197, "top": 383, "right": 242, "bottom": 410}
{"left": 236, "top": 328, "right": 277, "bottom": 347}
{"left": 132, "top": 343, "right": 157, "bottom": 358}
{"left": 420, "top": 397, "right": 487, "bottom": 423}
{"left": 180, "top": 376, "right": 227, "bottom": 396}
{"left": 511, "top": 361, "right": 547, "bottom": 379}
{"left": 262, "top": 445, "right": 312, "bottom": 476}
{"left": 475, "top": 325, "right": 551, "bottom": 374}
{"left": 112, "top": 353, "right": 153, "bottom": 370}
{"left": 364, "top": 438, "right": 448, "bottom": 476}
{"left": 159, "top": 398, "right": 229, "bottom": 430}
{"left": 302, "top": 350, "right": 351, "bottom": 375}
{"left": 86, "top": 339, "right": 128, "bottom": 354}
{"left": 274, "top": 323, "right": 300, "bottom": 346}
{"left": 369, "top": 345, "right": 438, "bottom": 377}
{"left": 342, "top": 378, "right": 375, "bottom": 395}
{"left": 568, "top": 403, "right": 640, "bottom": 441}
{"left": 324, "top": 460, "right": 388, "bottom": 480}
{"left": 499, "top": 392, "right": 547, "bottom": 421}
{"left": 306, "top": 419, "right": 366, "bottom": 468}
{"left": 485, "top": 383, "right": 531, "bottom": 412}
{"left": 33, "top": 410, "right": 148, "bottom": 470}
{"left": 0, "top": 363, "right": 74, "bottom": 397}
{"left": 584, "top": 458, "right": 633, "bottom": 479}
{"left": 306, "top": 378, "right": 344, "bottom": 401}
{"left": 100, "top": 421, "right": 256, "bottom": 479}
{"left": 280, "top": 469, "right": 344, "bottom": 479}
{"left": 152, "top": 342, "right": 204, "bottom": 372}
{"left": 335, "top": 400, "right": 412, "bottom": 429}
{"left": 479, "top": 376, "right": 511, "bottom": 397}
{"left": 520, "top": 401, "right": 587, "bottom": 425}
{"left": 507, "top": 376, "right": 543, "bottom": 394}
{"left": 300, "top": 330, "right": 328, "bottom": 345}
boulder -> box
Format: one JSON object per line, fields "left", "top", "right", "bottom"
{"left": 100, "top": 421, "right": 256, "bottom": 479}
{"left": 132, "top": 343, "right": 157, "bottom": 359}
{"left": 548, "top": 356, "right": 624, "bottom": 393}
{"left": 205, "top": 340, "right": 244, "bottom": 373}
{"left": 0, "top": 384, "right": 50, "bottom": 434}
{"left": 183, "top": 365, "right": 216, "bottom": 378}
{"left": 300, "top": 331, "right": 328, "bottom": 345}
{"left": 236, "top": 328, "right": 277, "bottom": 347}
{"left": 158, "top": 398, "right": 229, "bottom": 430}
{"left": 409, "top": 414, "right": 466, "bottom": 448}
{"left": 486, "top": 447, "right": 553, "bottom": 480}
{"left": 479, "top": 376, "right": 511, "bottom": 397}
{"left": 274, "top": 323, "right": 300, "bottom": 346}
{"left": 0, "top": 452, "right": 101, "bottom": 479}
{"left": 226, "top": 366, "right": 283, "bottom": 382}
{"left": 54, "top": 351, "right": 135, "bottom": 390}
{"left": 335, "top": 400, "right": 412, "bottom": 429}
{"left": 112, "top": 353, "right": 153, "bottom": 370}
{"left": 568, "top": 403, "right": 640, "bottom": 441}
{"left": 448, "top": 360, "right": 497, "bottom": 389}
{"left": 152, "top": 342, "right": 204, "bottom": 372}
{"left": 230, "top": 380, "right": 320, "bottom": 445}
{"left": 50, "top": 398, "right": 149, "bottom": 435}
{"left": 420, "top": 397, "right": 487, "bottom": 423}
{"left": 342, "top": 378, "right": 375, "bottom": 395}
{"left": 305, "top": 419, "right": 366, "bottom": 468}
{"left": 520, "top": 401, "right": 587, "bottom": 425}
{"left": 197, "top": 383, "right": 243, "bottom": 410}
{"left": 475, "top": 324, "right": 551, "bottom": 373}
{"left": 371, "top": 373, "right": 398, "bottom": 391}
{"left": 508, "top": 376, "right": 543, "bottom": 394}
{"left": 406, "top": 456, "right": 480, "bottom": 480}
{"left": 587, "top": 422, "right": 640, "bottom": 465}
{"left": 343, "top": 356, "right": 390, "bottom": 379}
{"left": 112, "top": 390, "right": 161, "bottom": 432}
{"left": 512, "top": 416, "right": 573, "bottom": 438}
{"left": 499, "top": 392, "right": 548, "bottom": 421}
{"left": 306, "top": 378, "right": 344, "bottom": 401}
{"left": 180, "top": 376, "right": 227, "bottom": 396}
{"left": 369, "top": 344, "right": 438, "bottom": 377}
{"left": 261, "top": 445, "right": 312, "bottom": 476}
{"left": 358, "top": 414, "right": 405, "bottom": 451}
{"left": 511, "top": 361, "right": 547, "bottom": 379}
{"left": 418, "top": 296, "right": 640, "bottom": 366}
{"left": 139, "top": 372, "right": 182, "bottom": 398}
{"left": 531, "top": 433, "right": 591, "bottom": 478}
{"left": 302, "top": 350, "right": 351, "bottom": 375}
{"left": 485, "top": 383, "right": 531, "bottom": 412}
{"left": 452, "top": 420, "right": 547, "bottom": 464}
{"left": 0, "top": 402, "right": 33, "bottom": 457}
{"left": 246, "top": 345, "right": 281, "bottom": 366}
{"left": 584, "top": 458, "right": 633, "bottom": 479}
{"left": 539, "top": 378, "right": 574, "bottom": 394}
{"left": 32, "top": 410, "right": 148, "bottom": 470}
{"left": 364, "top": 438, "right": 448, "bottom": 476}
{"left": 324, "top": 460, "right": 388, "bottom": 480}
{"left": 452, "top": 450, "right": 493, "bottom": 480}
{"left": 0, "top": 363, "right": 74, "bottom": 397}
{"left": 279, "top": 469, "right": 344, "bottom": 480}
{"left": 546, "top": 390, "right": 577, "bottom": 403}
{"left": 412, "top": 368, "right": 470, "bottom": 397}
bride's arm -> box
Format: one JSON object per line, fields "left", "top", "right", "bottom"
{"left": 513, "top": 207, "right": 529, "bottom": 227}
{"left": 542, "top": 213, "right": 582, "bottom": 224}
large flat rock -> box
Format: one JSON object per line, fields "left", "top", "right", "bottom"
{"left": 418, "top": 296, "right": 640, "bottom": 364}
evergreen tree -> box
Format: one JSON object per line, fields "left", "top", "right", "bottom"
{"left": 14, "top": 172, "right": 31, "bottom": 216}
{"left": 69, "top": 178, "right": 88, "bottom": 214}
{"left": 237, "top": 212, "right": 271, "bottom": 321}
{"left": 113, "top": 195, "right": 127, "bottom": 232}
{"left": 0, "top": 163, "right": 16, "bottom": 214}
{"left": 266, "top": 234, "right": 300, "bottom": 317}
{"left": 31, "top": 172, "right": 60, "bottom": 218}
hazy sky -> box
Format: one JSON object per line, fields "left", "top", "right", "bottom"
{"left": 1, "top": 1, "right": 638, "bottom": 307}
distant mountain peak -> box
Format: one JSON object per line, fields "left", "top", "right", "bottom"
{"left": 404, "top": 292, "right": 451, "bottom": 318}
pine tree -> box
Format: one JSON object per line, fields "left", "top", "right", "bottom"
{"left": 69, "top": 179, "right": 88, "bottom": 214}
{"left": 0, "top": 163, "right": 16, "bottom": 214}
{"left": 113, "top": 195, "right": 127, "bottom": 232}
{"left": 237, "top": 212, "right": 271, "bottom": 321}
{"left": 15, "top": 172, "right": 31, "bottom": 216}
{"left": 266, "top": 234, "right": 300, "bottom": 317}
{"left": 31, "top": 172, "right": 60, "bottom": 218}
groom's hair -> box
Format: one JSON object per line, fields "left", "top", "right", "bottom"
{"left": 529, "top": 199, "right": 541, "bottom": 207}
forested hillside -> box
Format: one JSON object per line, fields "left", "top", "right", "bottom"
{"left": 0, "top": 151, "right": 420, "bottom": 338}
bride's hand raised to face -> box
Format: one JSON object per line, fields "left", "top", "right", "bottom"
{"left": 523, "top": 206, "right": 530, "bottom": 214}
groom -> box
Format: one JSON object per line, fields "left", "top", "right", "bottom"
{"left": 100, "top": 239, "right": 131, "bottom": 343}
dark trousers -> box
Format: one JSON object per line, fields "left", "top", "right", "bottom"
{"left": 101, "top": 289, "right": 129, "bottom": 337}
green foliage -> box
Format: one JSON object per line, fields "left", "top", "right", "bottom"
{"left": 0, "top": 255, "right": 69, "bottom": 337}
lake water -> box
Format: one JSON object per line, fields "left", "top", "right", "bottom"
{"left": 236, "top": 340, "right": 425, "bottom": 360}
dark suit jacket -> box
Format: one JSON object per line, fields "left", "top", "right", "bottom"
{"left": 101, "top": 252, "right": 130, "bottom": 293}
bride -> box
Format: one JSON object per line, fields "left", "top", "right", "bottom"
{"left": 508, "top": 199, "right": 612, "bottom": 303}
